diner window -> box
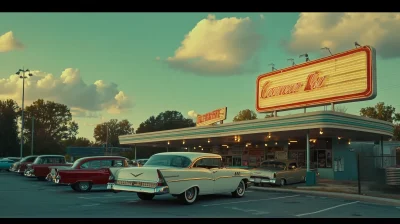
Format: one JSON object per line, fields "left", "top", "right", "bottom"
{"left": 312, "top": 149, "right": 332, "bottom": 168}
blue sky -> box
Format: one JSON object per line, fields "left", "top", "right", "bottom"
{"left": 1, "top": 13, "right": 399, "bottom": 141}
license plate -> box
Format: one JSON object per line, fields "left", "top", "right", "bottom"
{"left": 254, "top": 178, "right": 261, "bottom": 183}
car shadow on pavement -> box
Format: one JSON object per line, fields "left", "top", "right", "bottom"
{"left": 109, "top": 194, "right": 239, "bottom": 208}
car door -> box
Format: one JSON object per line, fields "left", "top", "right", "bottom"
{"left": 190, "top": 158, "right": 216, "bottom": 195}
{"left": 93, "top": 159, "right": 113, "bottom": 184}
{"left": 208, "top": 158, "right": 235, "bottom": 193}
{"left": 285, "top": 162, "right": 300, "bottom": 184}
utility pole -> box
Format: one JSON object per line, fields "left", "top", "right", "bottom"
{"left": 15, "top": 68, "right": 33, "bottom": 159}
{"left": 105, "top": 125, "right": 109, "bottom": 155}
{"left": 31, "top": 116, "right": 34, "bottom": 155}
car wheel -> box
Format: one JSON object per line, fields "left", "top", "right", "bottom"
{"left": 37, "top": 177, "right": 46, "bottom": 181}
{"left": 280, "top": 179, "right": 286, "bottom": 186}
{"left": 178, "top": 187, "right": 198, "bottom": 205}
{"left": 137, "top": 193, "right": 155, "bottom": 200}
{"left": 77, "top": 182, "right": 92, "bottom": 192}
{"left": 232, "top": 180, "right": 246, "bottom": 198}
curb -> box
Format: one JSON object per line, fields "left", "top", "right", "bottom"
{"left": 250, "top": 186, "right": 400, "bottom": 206}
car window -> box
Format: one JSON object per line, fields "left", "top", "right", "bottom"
{"left": 288, "top": 162, "right": 297, "bottom": 169}
{"left": 80, "top": 161, "right": 90, "bottom": 169}
{"left": 194, "top": 158, "right": 221, "bottom": 169}
{"left": 90, "top": 160, "right": 101, "bottom": 169}
{"left": 100, "top": 160, "right": 112, "bottom": 167}
{"left": 144, "top": 155, "right": 191, "bottom": 168}
{"left": 112, "top": 160, "right": 123, "bottom": 167}
{"left": 260, "top": 161, "right": 286, "bottom": 170}
{"left": 27, "top": 157, "right": 37, "bottom": 162}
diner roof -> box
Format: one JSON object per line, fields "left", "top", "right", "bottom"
{"left": 119, "top": 111, "right": 394, "bottom": 147}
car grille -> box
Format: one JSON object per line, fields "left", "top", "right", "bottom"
{"left": 115, "top": 180, "right": 157, "bottom": 188}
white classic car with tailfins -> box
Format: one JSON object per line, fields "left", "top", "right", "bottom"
{"left": 108, "top": 152, "right": 251, "bottom": 205}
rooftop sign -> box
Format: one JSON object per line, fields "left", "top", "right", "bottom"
{"left": 256, "top": 46, "right": 376, "bottom": 112}
{"left": 196, "top": 107, "right": 227, "bottom": 126}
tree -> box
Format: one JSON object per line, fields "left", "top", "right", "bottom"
{"left": 63, "top": 137, "right": 93, "bottom": 147}
{"left": 0, "top": 99, "right": 20, "bottom": 157}
{"left": 23, "top": 99, "right": 79, "bottom": 154}
{"left": 360, "top": 102, "right": 398, "bottom": 123}
{"left": 233, "top": 109, "right": 257, "bottom": 122}
{"left": 93, "top": 119, "right": 134, "bottom": 146}
{"left": 136, "top": 110, "right": 196, "bottom": 134}
{"left": 360, "top": 102, "right": 400, "bottom": 140}
{"left": 335, "top": 105, "right": 348, "bottom": 113}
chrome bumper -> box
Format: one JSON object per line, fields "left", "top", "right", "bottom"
{"left": 108, "top": 183, "right": 169, "bottom": 195}
{"left": 249, "top": 177, "right": 276, "bottom": 184}
{"left": 24, "top": 170, "right": 35, "bottom": 177}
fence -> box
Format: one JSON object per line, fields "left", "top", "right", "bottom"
{"left": 358, "top": 154, "right": 400, "bottom": 197}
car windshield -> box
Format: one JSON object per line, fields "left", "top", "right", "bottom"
{"left": 144, "top": 155, "right": 191, "bottom": 168}
{"left": 20, "top": 156, "right": 35, "bottom": 163}
{"left": 260, "top": 161, "right": 286, "bottom": 170}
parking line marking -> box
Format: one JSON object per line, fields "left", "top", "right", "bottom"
{"left": 295, "top": 201, "right": 359, "bottom": 217}
{"left": 246, "top": 191, "right": 253, "bottom": 192}
{"left": 396, "top": 207, "right": 400, "bottom": 209}
{"left": 202, "top": 194, "right": 300, "bottom": 207}
{"left": 78, "top": 196, "right": 129, "bottom": 200}
{"left": 81, "top": 204, "right": 100, "bottom": 207}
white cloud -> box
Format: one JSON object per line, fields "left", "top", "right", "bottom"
{"left": 0, "top": 68, "right": 134, "bottom": 116}
{"left": 260, "top": 14, "right": 265, "bottom": 20}
{"left": 188, "top": 110, "right": 198, "bottom": 118}
{"left": 166, "top": 14, "right": 263, "bottom": 75}
{"left": 286, "top": 13, "right": 400, "bottom": 59}
{"left": 0, "top": 31, "right": 24, "bottom": 53}
{"left": 155, "top": 56, "right": 161, "bottom": 60}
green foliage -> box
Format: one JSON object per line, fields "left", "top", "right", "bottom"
{"left": 93, "top": 119, "right": 134, "bottom": 146}
{"left": 0, "top": 99, "right": 20, "bottom": 157}
{"left": 233, "top": 109, "right": 257, "bottom": 122}
{"left": 360, "top": 102, "right": 400, "bottom": 140}
{"left": 136, "top": 110, "right": 195, "bottom": 134}
{"left": 23, "top": 99, "right": 79, "bottom": 155}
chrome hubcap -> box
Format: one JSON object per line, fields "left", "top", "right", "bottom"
{"left": 186, "top": 188, "right": 195, "bottom": 200}
{"left": 281, "top": 180, "right": 285, "bottom": 186}
{"left": 79, "top": 182, "right": 89, "bottom": 190}
{"left": 237, "top": 182, "right": 244, "bottom": 194}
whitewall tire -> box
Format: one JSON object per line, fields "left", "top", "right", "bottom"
{"left": 232, "top": 180, "right": 246, "bottom": 198}
{"left": 178, "top": 187, "right": 198, "bottom": 205}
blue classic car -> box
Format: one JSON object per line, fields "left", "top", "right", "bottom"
{"left": 0, "top": 159, "right": 17, "bottom": 171}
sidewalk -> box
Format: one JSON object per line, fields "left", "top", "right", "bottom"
{"left": 251, "top": 178, "right": 400, "bottom": 206}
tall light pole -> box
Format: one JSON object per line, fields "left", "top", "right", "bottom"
{"left": 31, "top": 116, "right": 34, "bottom": 155}
{"left": 105, "top": 124, "right": 110, "bottom": 155}
{"left": 15, "top": 68, "right": 33, "bottom": 159}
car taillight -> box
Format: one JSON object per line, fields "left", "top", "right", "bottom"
{"left": 157, "top": 170, "right": 166, "bottom": 186}
{"left": 109, "top": 174, "right": 115, "bottom": 182}
{"left": 273, "top": 173, "right": 276, "bottom": 178}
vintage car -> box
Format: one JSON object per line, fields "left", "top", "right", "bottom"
{"left": 108, "top": 152, "right": 251, "bottom": 205}
{"left": 9, "top": 155, "right": 38, "bottom": 174}
{"left": 24, "top": 155, "right": 72, "bottom": 180}
{"left": 130, "top": 159, "right": 149, "bottom": 167}
{"left": 51, "top": 156, "right": 130, "bottom": 192}
{"left": 0, "top": 158, "right": 16, "bottom": 171}
{"left": 249, "top": 159, "right": 308, "bottom": 186}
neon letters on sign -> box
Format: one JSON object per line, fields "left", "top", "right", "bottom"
{"left": 256, "top": 46, "right": 376, "bottom": 112}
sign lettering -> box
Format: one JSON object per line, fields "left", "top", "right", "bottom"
{"left": 260, "top": 71, "right": 327, "bottom": 99}
{"left": 196, "top": 107, "right": 227, "bottom": 127}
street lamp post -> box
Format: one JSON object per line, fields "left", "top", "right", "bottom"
{"left": 15, "top": 68, "right": 33, "bottom": 159}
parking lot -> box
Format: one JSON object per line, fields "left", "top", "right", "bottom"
{"left": 1, "top": 171, "right": 399, "bottom": 218}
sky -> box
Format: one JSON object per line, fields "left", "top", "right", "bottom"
{"left": 1, "top": 13, "right": 400, "bottom": 141}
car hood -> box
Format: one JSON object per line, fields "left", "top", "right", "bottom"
{"left": 251, "top": 168, "right": 280, "bottom": 178}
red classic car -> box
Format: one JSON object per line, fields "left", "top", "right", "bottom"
{"left": 9, "top": 155, "right": 38, "bottom": 175}
{"left": 24, "top": 155, "right": 72, "bottom": 180}
{"left": 52, "top": 156, "right": 130, "bottom": 192}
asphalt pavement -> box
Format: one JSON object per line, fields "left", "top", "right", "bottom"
{"left": 0, "top": 171, "right": 399, "bottom": 218}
